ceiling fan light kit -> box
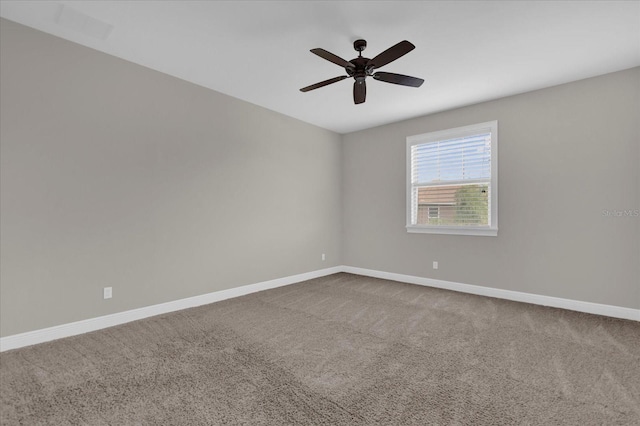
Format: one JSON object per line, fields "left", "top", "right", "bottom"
{"left": 300, "top": 39, "right": 424, "bottom": 105}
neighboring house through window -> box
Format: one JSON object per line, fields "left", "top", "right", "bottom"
{"left": 406, "top": 120, "right": 498, "bottom": 236}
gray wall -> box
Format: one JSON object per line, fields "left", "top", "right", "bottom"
{"left": 343, "top": 67, "right": 639, "bottom": 310}
{"left": 0, "top": 19, "right": 342, "bottom": 337}
{"left": 2, "top": 18, "right": 638, "bottom": 339}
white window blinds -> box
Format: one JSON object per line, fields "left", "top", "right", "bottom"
{"left": 406, "top": 121, "right": 498, "bottom": 236}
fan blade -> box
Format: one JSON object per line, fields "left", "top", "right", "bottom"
{"left": 300, "top": 76, "right": 348, "bottom": 92}
{"left": 310, "top": 48, "right": 355, "bottom": 69}
{"left": 353, "top": 80, "right": 366, "bottom": 104}
{"left": 373, "top": 72, "right": 424, "bottom": 87}
{"left": 369, "top": 40, "right": 415, "bottom": 69}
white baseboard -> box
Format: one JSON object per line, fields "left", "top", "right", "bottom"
{"left": 0, "top": 266, "right": 342, "bottom": 352}
{"left": 342, "top": 266, "right": 640, "bottom": 322}
{"left": 2, "top": 265, "right": 637, "bottom": 352}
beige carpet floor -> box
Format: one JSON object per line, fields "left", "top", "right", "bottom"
{"left": 1, "top": 273, "right": 639, "bottom": 425}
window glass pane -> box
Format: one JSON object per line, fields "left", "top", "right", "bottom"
{"left": 414, "top": 184, "right": 488, "bottom": 226}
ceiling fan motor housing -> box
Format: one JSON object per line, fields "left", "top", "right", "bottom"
{"left": 346, "top": 57, "right": 372, "bottom": 80}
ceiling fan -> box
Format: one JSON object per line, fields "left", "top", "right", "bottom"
{"left": 300, "top": 39, "right": 424, "bottom": 105}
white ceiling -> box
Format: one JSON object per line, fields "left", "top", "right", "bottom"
{"left": 1, "top": 1, "right": 639, "bottom": 134}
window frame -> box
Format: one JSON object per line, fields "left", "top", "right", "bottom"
{"left": 406, "top": 120, "right": 498, "bottom": 236}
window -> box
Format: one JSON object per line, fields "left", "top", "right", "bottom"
{"left": 428, "top": 206, "right": 439, "bottom": 219}
{"left": 406, "top": 120, "right": 498, "bottom": 236}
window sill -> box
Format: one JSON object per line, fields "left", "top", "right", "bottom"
{"left": 406, "top": 225, "right": 498, "bottom": 237}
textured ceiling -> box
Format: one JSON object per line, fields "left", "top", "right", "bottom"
{"left": 1, "top": 1, "right": 639, "bottom": 134}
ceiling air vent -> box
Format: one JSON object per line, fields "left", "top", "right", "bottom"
{"left": 55, "top": 4, "right": 113, "bottom": 41}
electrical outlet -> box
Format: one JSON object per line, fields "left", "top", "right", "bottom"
{"left": 433, "top": 261, "right": 438, "bottom": 270}
{"left": 322, "top": 253, "right": 326, "bottom": 261}
{"left": 103, "top": 287, "right": 112, "bottom": 299}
